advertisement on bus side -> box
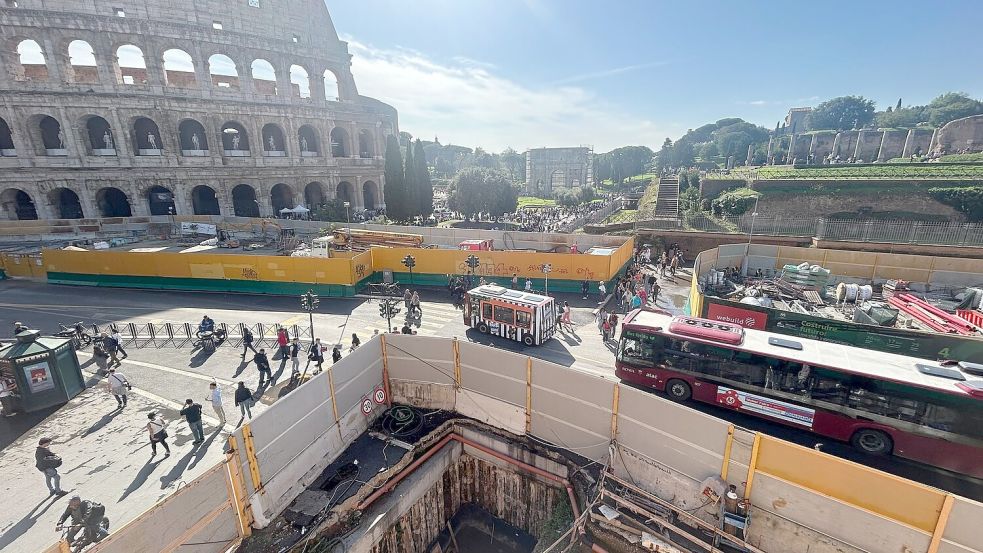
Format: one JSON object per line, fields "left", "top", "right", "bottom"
{"left": 716, "top": 386, "right": 815, "bottom": 428}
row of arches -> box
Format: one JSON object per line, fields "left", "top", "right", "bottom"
{"left": 0, "top": 115, "right": 377, "bottom": 159}
{"left": 0, "top": 182, "right": 380, "bottom": 220}
{"left": 12, "top": 39, "right": 343, "bottom": 101}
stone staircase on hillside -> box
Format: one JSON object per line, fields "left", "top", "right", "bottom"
{"left": 654, "top": 177, "right": 679, "bottom": 218}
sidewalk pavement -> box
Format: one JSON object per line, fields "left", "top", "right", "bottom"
{"left": 0, "top": 341, "right": 287, "bottom": 553}
{"left": 0, "top": 384, "right": 227, "bottom": 553}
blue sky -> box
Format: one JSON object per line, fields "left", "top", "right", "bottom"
{"left": 327, "top": 0, "right": 983, "bottom": 152}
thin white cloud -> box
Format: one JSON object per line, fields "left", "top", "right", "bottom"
{"left": 345, "top": 37, "right": 668, "bottom": 152}
{"left": 552, "top": 62, "right": 669, "bottom": 85}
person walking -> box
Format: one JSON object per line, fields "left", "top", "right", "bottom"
{"left": 206, "top": 382, "right": 226, "bottom": 426}
{"left": 350, "top": 333, "right": 361, "bottom": 351}
{"left": 561, "top": 301, "right": 572, "bottom": 327}
{"left": 410, "top": 291, "right": 422, "bottom": 317}
{"left": 332, "top": 346, "right": 342, "bottom": 364}
{"left": 234, "top": 382, "right": 254, "bottom": 422}
{"left": 598, "top": 281, "right": 607, "bottom": 301}
{"left": 254, "top": 348, "right": 272, "bottom": 386}
{"left": 630, "top": 291, "right": 642, "bottom": 310}
{"left": 511, "top": 273, "right": 518, "bottom": 289}
{"left": 308, "top": 338, "right": 325, "bottom": 371}
{"left": 289, "top": 337, "right": 301, "bottom": 377}
{"left": 146, "top": 412, "right": 170, "bottom": 457}
{"left": 100, "top": 333, "right": 120, "bottom": 367}
{"left": 596, "top": 308, "right": 607, "bottom": 332}
{"left": 608, "top": 312, "right": 619, "bottom": 339}
{"left": 524, "top": 278, "right": 533, "bottom": 291}
{"left": 241, "top": 326, "right": 257, "bottom": 358}
{"left": 651, "top": 279, "right": 661, "bottom": 307}
{"left": 36, "top": 438, "right": 67, "bottom": 496}
{"left": 581, "top": 280, "right": 590, "bottom": 300}
{"left": 106, "top": 367, "right": 130, "bottom": 409}
{"left": 276, "top": 328, "right": 289, "bottom": 359}
{"left": 110, "top": 325, "right": 128, "bottom": 361}
{"left": 669, "top": 253, "right": 679, "bottom": 277}
{"left": 602, "top": 318, "right": 612, "bottom": 342}
{"left": 180, "top": 399, "right": 205, "bottom": 445}
{"left": 403, "top": 288, "right": 412, "bottom": 312}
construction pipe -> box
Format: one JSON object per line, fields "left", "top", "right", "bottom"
{"left": 898, "top": 293, "right": 977, "bottom": 335}
{"left": 886, "top": 296, "right": 952, "bottom": 334}
{"left": 356, "top": 433, "right": 581, "bottom": 522}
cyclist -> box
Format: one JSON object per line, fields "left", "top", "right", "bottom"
{"left": 56, "top": 496, "right": 109, "bottom": 547}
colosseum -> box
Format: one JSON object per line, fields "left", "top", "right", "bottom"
{"left": 0, "top": 0, "right": 397, "bottom": 221}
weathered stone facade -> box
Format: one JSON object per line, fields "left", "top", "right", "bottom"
{"left": 523, "top": 147, "right": 593, "bottom": 195}
{"left": 0, "top": 0, "right": 397, "bottom": 220}
{"left": 931, "top": 114, "right": 983, "bottom": 155}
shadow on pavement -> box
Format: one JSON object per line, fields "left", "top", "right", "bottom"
{"left": 0, "top": 495, "right": 63, "bottom": 550}
{"left": 118, "top": 453, "right": 165, "bottom": 502}
{"left": 82, "top": 409, "right": 123, "bottom": 437}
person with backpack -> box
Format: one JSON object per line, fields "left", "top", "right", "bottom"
{"left": 234, "top": 382, "right": 254, "bottom": 422}
{"left": 100, "top": 332, "right": 120, "bottom": 367}
{"left": 332, "top": 346, "right": 342, "bottom": 364}
{"left": 308, "top": 338, "right": 324, "bottom": 371}
{"left": 180, "top": 399, "right": 205, "bottom": 445}
{"left": 146, "top": 412, "right": 170, "bottom": 457}
{"left": 36, "top": 437, "right": 67, "bottom": 496}
{"left": 254, "top": 348, "right": 272, "bottom": 387}
{"left": 57, "top": 496, "right": 108, "bottom": 546}
{"left": 110, "top": 325, "right": 128, "bottom": 361}
{"left": 241, "top": 326, "right": 257, "bottom": 358}
{"left": 105, "top": 367, "right": 130, "bottom": 409}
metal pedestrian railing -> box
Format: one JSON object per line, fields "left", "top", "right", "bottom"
{"left": 84, "top": 321, "right": 311, "bottom": 349}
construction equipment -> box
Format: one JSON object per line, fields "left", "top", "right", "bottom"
{"left": 330, "top": 229, "right": 423, "bottom": 251}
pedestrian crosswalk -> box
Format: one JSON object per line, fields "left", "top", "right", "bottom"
{"left": 353, "top": 301, "right": 464, "bottom": 338}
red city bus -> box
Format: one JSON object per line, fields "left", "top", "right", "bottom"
{"left": 615, "top": 310, "right": 983, "bottom": 478}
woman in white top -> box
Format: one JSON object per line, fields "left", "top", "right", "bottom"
{"left": 146, "top": 412, "right": 170, "bottom": 457}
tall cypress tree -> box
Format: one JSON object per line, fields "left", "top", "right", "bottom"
{"left": 403, "top": 141, "right": 418, "bottom": 220}
{"left": 383, "top": 134, "right": 407, "bottom": 221}
{"left": 414, "top": 139, "right": 433, "bottom": 218}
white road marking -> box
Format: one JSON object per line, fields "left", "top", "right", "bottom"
{"left": 77, "top": 351, "right": 236, "bottom": 385}
{"left": 80, "top": 365, "right": 222, "bottom": 426}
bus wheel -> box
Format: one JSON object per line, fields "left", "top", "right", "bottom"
{"left": 851, "top": 429, "right": 893, "bottom": 456}
{"left": 477, "top": 322, "right": 489, "bottom": 334}
{"left": 666, "top": 379, "right": 691, "bottom": 402}
{"left": 522, "top": 334, "right": 535, "bottom": 346}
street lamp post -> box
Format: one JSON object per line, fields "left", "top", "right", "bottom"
{"left": 465, "top": 254, "right": 480, "bottom": 288}
{"left": 343, "top": 201, "right": 351, "bottom": 247}
{"left": 541, "top": 263, "right": 552, "bottom": 295}
{"left": 401, "top": 254, "right": 417, "bottom": 285}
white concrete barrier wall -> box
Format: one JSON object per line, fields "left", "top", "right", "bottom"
{"left": 88, "top": 464, "right": 237, "bottom": 553}
{"left": 232, "top": 336, "right": 387, "bottom": 527}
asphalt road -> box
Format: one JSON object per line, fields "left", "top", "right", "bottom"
{"left": 1, "top": 278, "right": 980, "bottom": 501}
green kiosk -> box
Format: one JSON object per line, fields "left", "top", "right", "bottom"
{"left": 0, "top": 330, "right": 85, "bottom": 415}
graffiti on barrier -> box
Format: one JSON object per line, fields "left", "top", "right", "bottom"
{"left": 241, "top": 267, "right": 259, "bottom": 280}
{"left": 355, "top": 263, "right": 367, "bottom": 279}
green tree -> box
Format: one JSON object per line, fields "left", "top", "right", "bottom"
{"left": 447, "top": 167, "right": 517, "bottom": 218}
{"left": 500, "top": 147, "right": 525, "bottom": 183}
{"left": 383, "top": 134, "right": 409, "bottom": 221}
{"left": 413, "top": 139, "right": 433, "bottom": 219}
{"left": 926, "top": 92, "right": 983, "bottom": 127}
{"left": 875, "top": 106, "right": 927, "bottom": 128}
{"left": 806, "top": 96, "right": 876, "bottom": 131}
{"left": 402, "top": 141, "right": 418, "bottom": 219}
{"left": 310, "top": 198, "right": 349, "bottom": 222}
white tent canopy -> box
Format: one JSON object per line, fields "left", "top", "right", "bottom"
{"left": 279, "top": 204, "right": 310, "bottom": 214}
